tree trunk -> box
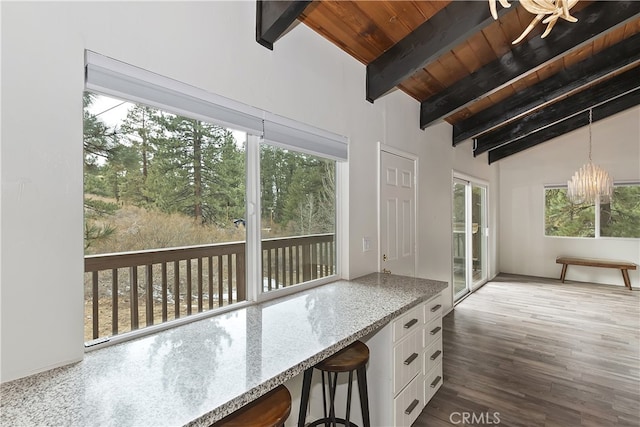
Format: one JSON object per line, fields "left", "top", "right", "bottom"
{"left": 193, "top": 121, "right": 203, "bottom": 224}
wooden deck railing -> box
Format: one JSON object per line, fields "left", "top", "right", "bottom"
{"left": 84, "top": 233, "right": 335, "bottom": 342}
{"left": 261, "top": 233, "right": 335, "bottom": 291}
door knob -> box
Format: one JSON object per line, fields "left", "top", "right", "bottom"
{"left": 383, "top": 253, "right": 388, "bottom": 261}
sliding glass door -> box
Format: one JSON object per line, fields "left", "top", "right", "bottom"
{"left": 453, "top": 175, "right": 488, "bottom": 301}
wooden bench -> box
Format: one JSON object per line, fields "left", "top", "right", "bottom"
{"left": 556, "top": 256, "right": 637, "bottom": 290}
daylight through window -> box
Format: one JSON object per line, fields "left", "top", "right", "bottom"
{"left": 544, "top": 184, "right": 640, "bottom": 238}
{"left": 84, "top": 92, "right": 248, "bottom": 343}
{"left": 260, "top": 145, "right": 336, "bottom": 293}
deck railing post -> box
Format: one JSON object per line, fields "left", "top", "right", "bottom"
{"left": 236, "top": 250, "right": 246, "bottom": 301}
{"left": 130, "top": 266, "right": 139, "bottom": 331}
{"left": 302, "top": 244, "right": 311, "bottom": 282}
{"left": 92, "top": 271, "right": 99, "bottom": 339}
{"left": 146, "top": 264, "right": 153, "bottom": 327}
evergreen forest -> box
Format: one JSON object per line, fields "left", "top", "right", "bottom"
{"left": 84, "top": 92, "right": 336, "bottom": 255}
{"left": 545, "top": 187, "right": 640, "bottom": 238}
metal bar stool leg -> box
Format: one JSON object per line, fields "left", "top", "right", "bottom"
{"left": 328, "top": 372, "right": 338, "bottom": 427}
{"left": 298, "top": 368, "right": 313, "bottom": 427}
{"left": 356, "top": 366, "right": 370, "bottom": 427}
{"left": 344, "top": 370, "right": 353, "bottom": 426}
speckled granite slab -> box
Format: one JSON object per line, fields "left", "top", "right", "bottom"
{"left": 0, "top": 273, "right": 446, "bottom": 426}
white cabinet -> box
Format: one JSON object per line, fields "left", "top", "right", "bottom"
{"left": 363, "top": 292, "right": 444, "bottom": 427}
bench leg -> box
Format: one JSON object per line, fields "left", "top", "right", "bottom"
{"left": 559, "top": 264, "right": 568, "bottom": 283}
{"left": 621, "top": 269, "right": 632, "bottom": 290}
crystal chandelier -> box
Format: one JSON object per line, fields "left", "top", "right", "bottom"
{"left": 567, "top": 109, "right": 614, "bottom": 205}
{"left": 489, "top": 0, "right": 580, "bottom": 44}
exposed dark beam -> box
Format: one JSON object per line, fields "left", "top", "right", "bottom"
{"left": 475, "top": 66, "right": 640, "bottom": 156}
{"left": 256, "top": 0, "right": 312, "bottom": 50}
{"left": 453, "top": 32, "right": 640, "bottom": 145}
{"left": 420, "top": 1, "right": 640, "bottom": 129}
{"left": 366, "top": 1, "right": 508, "bottom": 103}
{"left": 487, "top": 88, "right": 640, "bottom": 164}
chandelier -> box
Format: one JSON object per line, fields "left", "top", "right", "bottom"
{"left": 567, "top": 109, "right": 614, "bottom": 205}
{"left": 489, "top": 0, "right": 579, "bottom": 44}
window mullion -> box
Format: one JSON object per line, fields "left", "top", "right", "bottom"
{"left": 245, "top": 134, "right": 262, "bottom": 302}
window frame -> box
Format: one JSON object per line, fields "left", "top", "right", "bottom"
{"left": 543, "top": 181, "right": 640, "bottom": 240}
{"left": 83, "top": 51, "right": 346, "bottom": 348}
{"left": 253, "top": 140, "right": 343, "bottom": 303}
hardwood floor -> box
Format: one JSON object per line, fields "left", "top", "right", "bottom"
{"left": 414, "top": 274, "right": 640, "bottom": 427}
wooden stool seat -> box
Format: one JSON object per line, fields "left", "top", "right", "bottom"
{"left": 298, "top": 341, "right": 371, "bottom": 427}
{"left": 214, "top": 385, "right": 291, "bottom": 427}
{"left": 316, "top": 340, "right": 369, "bottom": 372}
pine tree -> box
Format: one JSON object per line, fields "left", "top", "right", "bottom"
{"left": 83, "top": 92, "right": 119, "bottom": 250}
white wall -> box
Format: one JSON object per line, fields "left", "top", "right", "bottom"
{"left": 499, "top": 106, "right": 640, "bottom": 286}
{"left": 0, "top": 1, "right": 496, "bottom": 382}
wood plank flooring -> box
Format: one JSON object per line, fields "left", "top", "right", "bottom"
{"left": 414, "top": 274, "right": 640, "bottom": 427}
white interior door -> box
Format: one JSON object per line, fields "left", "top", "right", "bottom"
{"left": 380, "top": 150, "right": 416, "bottom": 277}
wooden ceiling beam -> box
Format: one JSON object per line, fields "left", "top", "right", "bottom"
{"left": 453, "top": 32, "right": 640, "bottom": 145}
{"left": 366, "top": 1, "right": 504, "bottom": 103}
{"left": 420, "top": 1, "right": 640, "bottom": 129}
{"left": 256, "top": 0, "right": 312, "bottom": 50}
{"left": 475, "top": 66, "right": 640, "bottom": 156}
{"left": 487, "top": 87, "right": 640, "bottom": 164}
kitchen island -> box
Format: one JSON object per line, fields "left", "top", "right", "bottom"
{"left": 0, "top": 273, "right": 447, "bottom": 426}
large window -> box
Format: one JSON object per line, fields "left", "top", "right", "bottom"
{"left": 83, "top": 51, "right": 346, "bottom": 346}
{"left": 544, "top": 183, "right": 640, "bottom": 238}
{"left": 84, "top": 93, "right": 247, "bottom": 343}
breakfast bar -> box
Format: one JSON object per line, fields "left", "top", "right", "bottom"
{"left": 0, "top": 273, "right": 447, "bottom": 426}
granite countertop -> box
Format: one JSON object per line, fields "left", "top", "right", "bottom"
{"left": 0, "top": 273, "right": 447, "bottom": 426}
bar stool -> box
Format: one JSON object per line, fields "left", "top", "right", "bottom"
{"left": 213, "top": 385, "right": 291, "bottom": 427}
{"left": 298, "top": 341, "right": 370, "bottom": 427}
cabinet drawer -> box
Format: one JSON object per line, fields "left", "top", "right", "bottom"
{"left": 424, "top": 295, "right": 443, "bottom": 323}
{"left": 424, "top": 339, "right": 443, "bottom": 375}
{"left": 424, "top": 361, "right": 443, "bottom": 404}
{"left": 393, "top": 304, "right": 424, "bottom": 343}
{"left": 394, "top": 372, "right": 423, "bottom": 427}
{"left": 424, "top": 317, "right": 442, "bottom": 349}
{"left": 393, "top": 328, "right": 422, "bottom": 395}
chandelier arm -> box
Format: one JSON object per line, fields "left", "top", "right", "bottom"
{"left": 541, "top": 18, "right": 558, "bottom": 38}
{"left": 520, "top": 0, "right": 556, "bottom": 15}
{"left": 489, "top": 0, "right": 499, "bottom": 20}
{"left": 513, "top": 14, "right": 545, "bottom": 44}
{"left": 561, "top": 0, "right": 580, "bottom": 22}
{"left": 489, "top": 0, "right": 513, "bottom": 20}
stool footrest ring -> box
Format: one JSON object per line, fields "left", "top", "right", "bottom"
{"left": 306, "top": 417, "right": 359, "bottom": 427}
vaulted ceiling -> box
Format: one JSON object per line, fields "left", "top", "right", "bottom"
{"left": 256, "top": 1, "right": 640, "bottom": 163}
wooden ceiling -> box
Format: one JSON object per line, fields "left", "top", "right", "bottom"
{"left": 256, "top": 1, "right": 640, "bottom": 163}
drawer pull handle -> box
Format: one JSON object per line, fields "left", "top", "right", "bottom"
{"left": 404, "top": 399, "right": 420, "bottom": 415}
{"left": 431, "top": 375, "right": 442, "bottom": 388}
{"left": 404, "top": 318, "right": 418, "bottom": 329}
{"left": 430, "top": 376, "right": 442, "bottom": 388}
{"left": 430, "top": 350, "right": 442, "bottom": 361}
{"left": 430, "top": 326, "right": 441, "bottom": 335}
{"left": 430, "top": 304, "right": 442, "bottom": 313}
{"left": 404, "top": 352, "right": 419, "bottom": 365}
